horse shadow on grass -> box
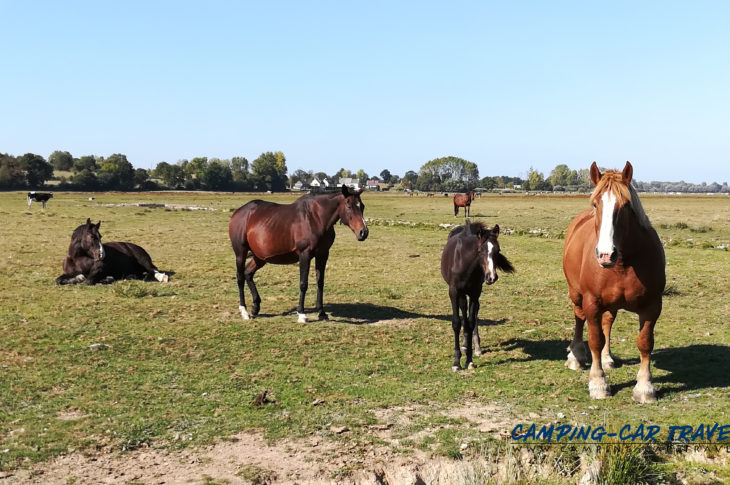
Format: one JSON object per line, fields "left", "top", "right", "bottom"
{"left": 500, "top": 339, "right": 730, "bottom": 398}
{"left": 610, "top": 344, "right": 730, "bottom": 398}
{"left": 282, "top": 303, "right": 508, "bottom": 326}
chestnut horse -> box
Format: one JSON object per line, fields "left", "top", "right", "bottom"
{"left": 229, "top": 185, "right": 368, "bottom": 323}
{"left": 563, "top": 162, "right": 665, "bottom": 403}
{"left": 453, "top": 190, "right": 475, "bottom": 217}
{"left": 441, "top": 221, "right": 514, "bottom": 371}
{"left": 56, "top": 219, "right": 168, "bottom": 285}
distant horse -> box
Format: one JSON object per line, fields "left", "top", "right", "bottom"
{"left": 441, "top": 221, "right": 514, "bottom": 371}
{"left": 453, "top": 190, "right": 475, "bottom": 217}
{"left": 56, "top": 219, "right": 168, "bottom": 285}
{"left": 229, "top": 185, "right": 369, "bottom": 323}
{"left": 27, "top": 191, "right": 53, "bottom": 210}
{"left": 563, "top": 162, "right": 665, "bottom": 402}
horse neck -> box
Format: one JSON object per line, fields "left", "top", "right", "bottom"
{"left": 69, "top": 239, "right": 93, "bottom": 259}
{"left": 615, "top": 210, "right": 652, "bottom": 258}
{"left": 314, "top": 194, "right": 344, "bottom": 229}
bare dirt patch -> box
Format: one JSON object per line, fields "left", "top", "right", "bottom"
{"left": 3, "top": 401, "right": 520, "bottom": 484}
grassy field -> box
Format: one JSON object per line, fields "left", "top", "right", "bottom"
{"left": 1, "top": 190, "right": 729, "bottom": 482}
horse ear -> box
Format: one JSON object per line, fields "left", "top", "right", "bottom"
{"left": 622, "top": 161, "right": 633, "bottom": 184}
{"left": 492, "top": 224, "right": 500, "bottom": 236}
{"left": 358, "top": 187, "right": 364, "bottom": 194}
{"left": 96, "top": 221, "right": 101, "bottom": 229}
{"left": 589, "top": 162, "right": 601, "bottom": 186}
{"left": 341, "top": 185, "right": 349, "bottom": 196}
{"left": 86, "top": 217, "right": 92, "bottom": 226}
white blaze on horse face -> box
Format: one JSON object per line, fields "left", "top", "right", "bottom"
{"left": 596, "top": 190, "right": 617, "bottom": 258}
{"left": 487, "top": 241, "right": 495, "bottom": 276}
{"left": 98, "top": 243, "right": 105, "bottom": 260}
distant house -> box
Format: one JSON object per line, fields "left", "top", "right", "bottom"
{"left": 366, "top": 179, "right": 380, "bottom": 190}
{"left": 310, "top": 177, "right": 331, "bottom": 190}
{"left": 293, "top": 180, "right": 310, "bottom": 191}
{"left": 337, "top": 177, "right": 360, "bottom": 190}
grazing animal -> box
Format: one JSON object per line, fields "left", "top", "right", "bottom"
{"left": 56, "top": 219, "right": 168, "bottom": 285}
{"left": 441, "top": 221, "right": 514, "bottom": 371}
{"left": 229, "top": 185, "right": 369, "bottom": 323}
{"left": 453, "top": 190, "right": 475, "bottom": 217}
{"left": 27, "top": 192, "right": 53, "bottom": 210}
{"left": 562, "top": 162, "right": 665, "bottom": 402}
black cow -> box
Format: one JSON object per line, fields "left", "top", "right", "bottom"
{"left": 27, "top": 192, "right": 53, "bottom": 210}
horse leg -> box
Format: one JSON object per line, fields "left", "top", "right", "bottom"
{"left": 235, "top": 251, "right": 250, "bottom": 320}
{"left": 296, "top": 252, "right": 312, "bottom": 323}
{"left": 450, "top": 288, "right": 463, "bottom": 371}
{"left": 470, "top": 296, "right": 481, "bottom": 356}
{"left": 243, "top": 256, "right": 265, "bottom": 318}
{"left": 586, "top": 307, "right": 610, "bottom": 399}
{"left": 601, "top": 310, "right": 618, "bottom": 370}
{"left": 633, "top": 306, "right": 660, "bottom": 403}
{"left": 454, "top": 203, "right": 458, "bottom": 217}
{"left": 314, "top": 253, "right": 329, "bottom": 321}
{"left": 566, "top": 303, "right": 588, "bottom": 370}
{"left": 463, "top": 295, "right": 478, "bottom": 368}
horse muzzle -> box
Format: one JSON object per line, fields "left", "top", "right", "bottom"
{"left": 596, "top": 247, "right": 617, "bottom": 268}
{"left": 485, "top": 273, "right": 498, "bottom": 285}
{"left": 356, "top": 227, "right": 369, "bottom": 241}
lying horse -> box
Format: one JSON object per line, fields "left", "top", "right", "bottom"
{"left": 56, "top": 219, "right": 168, "bottom": 285}
{"left": 563, "top": 162, "right": 665, "bottom": 402}
{"left": 453, "top": 190, "right": 475, "bottom": 217}
{"left": 229, "top": 185, "right": 368, "bottom": 323}
{"left": 441, "top": 221, "right": 514, "bottom": 371}
{"left": 27, "top": 191, "right": 53, "bottom": 210}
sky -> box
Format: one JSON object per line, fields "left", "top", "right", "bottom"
{"left": 1, "top": 1, "right": 728, "bottom": 183}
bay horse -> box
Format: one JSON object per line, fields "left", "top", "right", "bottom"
{"left": 563, "top": 162, "right": 665, "bottom": 403}
{"left": 56, "top": 219, "right": 169, "bottom": 285}
{"left": 441, "top": 221, "right": 514, "bottom": 371}
{"left": 453, "top": 190, "right": 475, "bottom": 217}
{"left": 229, "top": 185, "right": 368, "bottom": 323}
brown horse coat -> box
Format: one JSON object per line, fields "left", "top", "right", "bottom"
{"left": 453, "top": 190, "right": 475, "bottom": 217}
{"left": 563, "top": 162, "right": 665, "bottom": 402}
{"left": 229, "top": 185, "right": 368, "bottom": 322}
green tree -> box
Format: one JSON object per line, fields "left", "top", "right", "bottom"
{"left": 0, "top": 153, "right": 25, "bottom": 188}
{"left": 154, "top": 162, "right": 185, "bottom": 188}
{"left": 402, "top": 170, "right": 418, "bottom": 188}
{"left": 49, "top": 150, "right": 74, "bottom": 171}
{"left": 134, "top": 168, "right": 149, "bottom": 187}
{"left": 230, "top": 156, "right": 249, "bottom": 182}
{"left": 380, "top": 169, "right": 392, "bottom": 183}
{"left": 203, "top": 160, "right": 233, "bottom": 190}
{"left": 185, "top": 157, "right": 208, "bottom": 187}
{"left": 549, "top": 164, "right": 572, "bottom": 187}
{"left": 98, "top": 153, "right": 135, "bottom": 189}
{"left": 251, "top": 151, "right": 288, "bottom": 191}
{"left": 418, "top": 156, "right": 479, "bottom": 192}
{"left": 19, "top": 153, "right": 53, "bottom": 187}
{"left": 74, "top": 155, "right": 98, "bottom": 173}
{"left": 523, "top": 167, "right": 552, "bottom": 191}
{"left": 356, "top": 169, "right": 368, "bottom": 186}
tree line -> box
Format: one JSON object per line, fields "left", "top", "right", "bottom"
{"left": 1, "top": 150, "right": 727, "bottom": 194}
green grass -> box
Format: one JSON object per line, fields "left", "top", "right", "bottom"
{"left": 1, "top": 190, "right": 730, "bottom": 480}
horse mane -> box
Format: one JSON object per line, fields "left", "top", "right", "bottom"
{"left": 590, "top": 170, "right": 652, "bottom": 231}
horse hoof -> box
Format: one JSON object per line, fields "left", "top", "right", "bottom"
{"left": 297, "top": 313, "right": 308, "bottom": 323}
{"left": 633, "top": 383, "right": 656, "bottom": 404}
{"left": 451, "top": 365, "right": 461, "bottom": 372}
{"left": 602, "top": 359, "right": 616, "bottom": 371}
{"left": 318, "top": 312, "right": 329, "bottom": 321}
{"left": 588, "top": 380, "right": 611, "bottom": 399}
{"left": 565, "top": 357, "right": 582, "bottom": 371}
{"left": 466, "top": 362, "right": 476, "bottom": 370}
{"left": 473, "top": 348, "right": 482, "bottom": 357}
{"left": 239, "top": 306, "right": 251, "bottom": 320}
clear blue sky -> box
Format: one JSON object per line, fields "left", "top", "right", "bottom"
{"left": 2, "top": 1, "right": 728, "bottom": 183}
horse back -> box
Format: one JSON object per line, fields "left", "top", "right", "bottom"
{"left": 102, "top": 242, "right": 158, "bottom": 277}
{"left": 441, "top": 233, "right": 481, "bottom": 290}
